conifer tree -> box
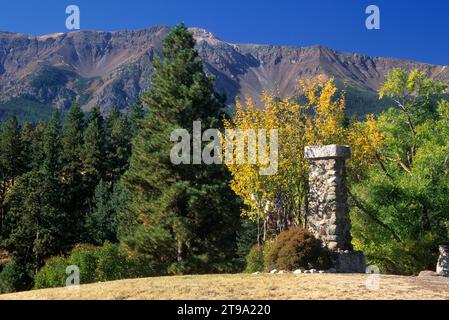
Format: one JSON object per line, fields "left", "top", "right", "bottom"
{"left": 61, "top": 102, "right": 86, "bottom": 244}
{"left": 84, "top": 180, "right": 118, "bottom": 245}
{"left": 0, "top": 117, "right": 24, "bottom": 186}
{"left": 128, "top": 102, "right": 145, "bottom": 136}
{"left": 81, "top": 106, "right": 106, "bottom": 199}
{"left": 106, "top": 108, "right": 132, "bottom": 184}
{"left": 20, "top": 122, "right": 35, "bottom": 172}
{"left": 3, "top": 111, "right": 66, "bottom": 275}
{"left": 121, "top": 24, "right": 241, "bottom": 274}
{"left": 0, "top": 117, "right": 24, "bottom": 235}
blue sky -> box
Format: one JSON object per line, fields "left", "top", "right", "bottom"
{"left": 0, "top": 0, "right": 448, "bottom": 65}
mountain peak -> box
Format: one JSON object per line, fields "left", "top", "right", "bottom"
{"left": 0, "top": 25, "right": 448, "bottom": 121}
{"left": 190, "top": 28, "right": 224, "bottom": 45}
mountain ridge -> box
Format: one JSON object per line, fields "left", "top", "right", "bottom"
{"left": 1, "top": 25, "right": 448, "bottom": 121}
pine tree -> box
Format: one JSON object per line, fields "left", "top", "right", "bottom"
{"left": 62, "top": 102, "right": 85, "bottom": 182}
{"left": 3, "top": 111, "right": 66, "bottom": 275}
{"left": 20, "top": 122, "right": 35, "bottom": 172}
{"left": 0, "top": 117, "right": 24, "bottom": 235}
{"left": 81, "top": 106, "right": 106, "bottom": 199}
{"left": 121, "top": 24, "right": 241, "bottom": 274}
{"left": 42, "top": 111, "right": 63, "bottom": 177}
{"left": 0, "top": 116, "right": 24, "bottom": 186}
{"left": 61, "top": 102, "right": 86, "bottom": 244}
{"left": 106, "top": 108, "right": 132, "bottom": 184}
{"left": 84, "top": 180, "right": 118, "bottom": 245}
{"left": 3, "top": 170, "right": 66, "bottom": 274}
{"left": 128, "top": 101, "right": 145, "bottom": 136}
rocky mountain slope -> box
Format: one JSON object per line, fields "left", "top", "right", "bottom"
{"left": 1, "top": 25, "right": 448, "bottom": 121}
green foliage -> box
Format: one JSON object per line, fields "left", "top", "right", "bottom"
{"left": 0, "top": 97, "right": 52, "bottom": 123}
{"left": 0, "top": 262, "right": 32, "bottom": 293}
{"left": 128, "top": 102, "right": 145, "bottom": 136}
{"left": 84, "top": 181, "right": 119, "bottom": 245}
{"left": 68, "top": 245, "right": 99, "bottom": 284}
{"left": 31, "top": 66, "right": 74, "bottom": 89}
{"left": 106, "top": 108, "right": 132, "bottom": 183}
{"left": 121, "top": 23, "right": 241, "bottom": 275}
{"left": 3, "top": 170, "right": 66, "bottom": 272}
{"left": 265, "top": 228, "right": 331, "bottom": 272}
{"left": 34, "top": 242, "right": 156, "bottom": 289}
{"left": 352, "top": 69, "right": 449, "bottom": 275}
{"left": 81, "top": 106, "right": 106, "bottom": 196}
{"left": 235, "top": 219, "right": 259, "bottom": 270}
{"left": 33, "top": 256, "right": 68, "bottom": 289}
{"left": 245, "top": 245, "right": 264, "bottom": 273}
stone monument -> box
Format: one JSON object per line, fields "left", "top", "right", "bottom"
{"left": 304, "top": 145, "right": 365, "bottom": 273}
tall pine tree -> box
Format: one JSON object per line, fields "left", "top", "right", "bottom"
{"left": 106, "top": 108, "right": 132, "bottom": 184}
{"left": 0, "top": 117, "right": 24, "bottom": 236}
{"left": 61, "top": 102, "right": 86, "bottom": 244}
{"left": 121, "top": 24, "right": 241, "bottom": 274}
{"left": 81, "top": 106, "right": 106, "bottom": 201}
{"left": 3, "top": 111, "right": 66, "bottom": 276}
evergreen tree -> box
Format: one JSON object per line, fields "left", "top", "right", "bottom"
{"left": 81, "top": 106, "right": 106, "bottom": 200}
{"left": 61, "top": 102, "right": 86, "bottom": 244}
{"left": 2, "top": 111, "right": 66, "bottom": 276}
{"left": 3, "top": 170, "right": 66, "bottom": 275}
{"left": 0, "top": 117, "right": 24, "bottom": 186}
{"left": 24, "top": 121, "right": 47, "bottom": 170}
{"left": 20, "top": 122, "right": 35, "bottom": 172}
{"left": 62, "top": 102, "right": 85, "bottom": 182}
{"left": 0, "top": 117, "right": 24, "bottom": 236}
{"left": 84, "top": 180, "right": 120, "bottom": 245}
{"left": 42, "top": 111, "right": 63, "bottom": 176}
{"left": 106, "top": 108, "right": 132, "bottom": 184}
{"left": 128, "top": 101, "right": 145, "bottom": 136}
{"left": 121, "top": 24, "right": 241, "bottom": 274}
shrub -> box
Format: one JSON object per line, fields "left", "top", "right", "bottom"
{"left": 68, "top": 245, "right": 99, "bottom": 284}
{"left": 0, "top": 262, "right": 31, "bottom": 293}
{"left": 265, "top": 228, "right": 331, "bottom": 271}
{"left": 95, "top": 242, "right": 126, "bottom": 282}
{"left": 34, "top": 256, "right": 68, "bottom": 289}
{"left": 245, "top": 245, "right": 264, "bottom": 273}
{"left": 34, "top": 242, "right": 158, "bottom": 289}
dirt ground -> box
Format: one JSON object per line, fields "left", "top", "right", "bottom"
{"left": 1, "top": 273, "right": 449, "bottom": 300}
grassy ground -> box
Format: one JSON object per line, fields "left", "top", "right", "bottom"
{"left": 1, "top": 273, "right": 448, "bottom": 300}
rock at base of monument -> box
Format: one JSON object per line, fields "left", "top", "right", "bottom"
{"left": 331, "top": 251, "right": 366, "bottom": 273}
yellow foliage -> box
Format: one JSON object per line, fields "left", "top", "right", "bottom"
{"left": 223, "top": 76, "right": 384, "bottom": 227}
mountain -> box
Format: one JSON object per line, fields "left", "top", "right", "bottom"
{"left": 1, "top": 25, "right": 448, "bottom": 121}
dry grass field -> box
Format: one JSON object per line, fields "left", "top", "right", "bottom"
{"left": 1, "top": 273, "right": 449, "bottom": 300}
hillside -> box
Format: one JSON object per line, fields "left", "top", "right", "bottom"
{"left": 1, "top": 25, "right": 449, "bottom": 121}
{"left": 1, "top": 273, "right": 449, "bottom": 300}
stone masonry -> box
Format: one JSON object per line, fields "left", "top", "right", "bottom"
{"left": 305, "top": 145, "right": 365, "bottom": 273}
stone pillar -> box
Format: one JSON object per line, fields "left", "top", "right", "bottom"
{"left": 305, "top": 145, "right": 365, "bottom": 273}
{"left": 437, "top": 245, "right": 449, "bottom": 277}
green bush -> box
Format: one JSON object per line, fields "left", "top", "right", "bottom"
{"left": 0, "top": 262, "right": 31, "bottom": 293}
{"left": 34, "top": 257, "right": 68, "bottom": 289}
{"left": 34, "top": 242, "right": 158, "bottom": 289}
{"left": 245, "top": 245, "right": 264, "bottom": 273}
{"left": 265, "top": 228, "right": 331, "bottom": 271}
{"left": 68, "top": 245, "right": 99, "bottom": 284}
{"left": 95, "top": 242, "right": 125, "bottom": 282}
